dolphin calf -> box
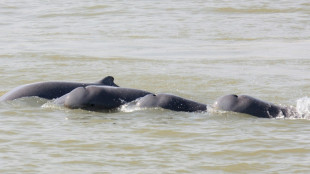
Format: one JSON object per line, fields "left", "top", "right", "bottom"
{"left": 0, "top": 76, "right": 118, "bottom": 101}
{"left": 136, "top": 93, "right": 207, "bottom": 112}
{"left": 214, "top": 94, "right": 289, "bottom": 118}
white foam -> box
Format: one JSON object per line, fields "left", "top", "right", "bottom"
{"left": 41, "top": 100, "right": 66, "bottom": 111}
{"left": 296, "top": 96, "right": 310, "bottom": 119}
{"left": 119, "top": 101, "right": 144, "bottom": 113}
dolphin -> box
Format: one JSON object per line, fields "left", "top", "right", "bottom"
{"left": 136, "top": 93, "right": 207, "bottom": 112}
{"left": 214, "top": 94, "right": 289, "bottom": 118}
{"left": 0, "top": 76, "right": 118, "bottom": 101}
{"left": 54, "top": 86, "right": 152, "bottom": 111}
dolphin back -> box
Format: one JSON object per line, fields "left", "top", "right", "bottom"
{"left": 0, "top": 76, "right": 118, "bottom": 101}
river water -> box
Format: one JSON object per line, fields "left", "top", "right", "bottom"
{"left": 1, "top": 0, "right": 310, "bottom": 173}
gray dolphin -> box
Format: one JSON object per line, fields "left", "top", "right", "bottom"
{"left": 136, "top": 93, "right": 207, "bottom": 112}
{"left": 55, "top": 86, "right": 207, "bottom": 112}
{"left": 214, "top": 94, "right": 289, "bottom": 118}
{"left": 0, "top": 76, "right": 118, "bottom": 101}
{"left": 55, "top": 86, "right": 152, "bottom": 111}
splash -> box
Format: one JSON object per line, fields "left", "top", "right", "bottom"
{"left": 279, "top": 97, "right": 310, "bottom": 120}
{"left": 41, "top": 100, "right": 67, "bottom": 111}
{"left": 119, "top": 100, "right": 144, "bottom": 113}
{"left": 295, "top": 97, "right": 310, "bottom": 119}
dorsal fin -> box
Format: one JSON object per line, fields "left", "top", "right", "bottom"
{"left": 96, "top": 76, "right": 119, "bottom": 87}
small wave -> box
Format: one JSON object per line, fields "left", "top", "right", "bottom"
{"left": 207, "top": 105, "right": 225, "bottom": 114}
{"left": 41, "top": 100, "right": 67, "bottom": 111}
{"left": 119, "top": 101, "right": 145, "bottom": 113}
{"left": 1, "top": 97, "right": 48, "bottom": 107}
{"left": 213, "top": 7, "right": 303, "bottom": 14}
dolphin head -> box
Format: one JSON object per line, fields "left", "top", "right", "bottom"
{"left": 136, "top": 94, "right": 158, "bottom": 108}
{"left": 63, "top": 86, "right": 122, "bottom": 111}
{"left": 214, "top": 94, "right": 239, "bottom": 111}
{"left": 214, "top": 94, "right": 284, "bottom": 118}
{"left": 64, "top": 87, "right": 90, "bottom": 109}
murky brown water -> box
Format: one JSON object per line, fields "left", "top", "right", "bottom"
{"left": 1, "top": 0, "right": 310, "bottom": 173}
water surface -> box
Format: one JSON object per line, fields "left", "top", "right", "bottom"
{"left": 1, "top": 0, "right": 310, "bottom": 173}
